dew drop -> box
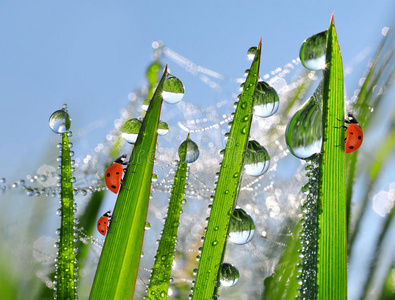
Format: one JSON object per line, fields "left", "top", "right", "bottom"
{"left": 145, "top": 222, "right": 151, "bottom": 230}
{"left": 162, "top": 74, "right": 185, "bottom": 104}
{"left": 26, "top": 188, "right": 34, "bottom": 197}
{"left": 285, "top": 83, "right": 323, "bottom": 159}
{"left": 157, "top": 121, "right": 169, "bottom": 136}
{"left": 247, "top": 47, "right": 257, "bottom": 60}
{"left": 300, "top": 30, "right": 327, "bottom": 71}
{"left": 142, "top": 99, "right": 151, "bottom": 111}
{"left": 228, "top": 208, "right": 256, "bottom": 245}
{"left": 178, "top": 135, "right": 199, "bottom": 163}
{"left": 244, "top": 140, "right": 270, "bottom": 177}
{"left": 49, "top": 108, "right": 71, "bottom": 134}
{"left": 253, "top": 81, "right": 280, "bottom": 118}
{"left": 121, "top": 118, "right": 142, "bottom": 144}
{"left": 218, "top": 263, "right": 240, "bottom": 287}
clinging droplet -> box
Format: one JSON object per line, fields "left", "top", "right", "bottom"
{"left": 244, "top": 140, "right": 270, "bottom": 177}
{"left": 178, "top": 135, "right": 199, "bottom": 163}
{"left": 49, "top": 107, "right": 71, "bottom": 134}
{"left": 157, "top": 121, "right": 169, "bottom": 136}
{"left": 299, "top": 30, "right": 327, "bottom": 71}
{"left": 247, "top": 47, "right": 257, "bottom": 60}
{"left": 162, "top": 74, "right": 185, "bottom": 104}
{"left": 121, "top": 119, "right": 142, "bottom": 144}
{"left": 253, "top": 81, "right": 280, "bottom": 118}
{"left": 228, "top": 208, "right": 256, "bottom": 245}
{"left": 218, "top": 263, "right": 240, "bottom": 287}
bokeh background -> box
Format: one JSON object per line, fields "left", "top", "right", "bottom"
{"left": 0, "top": 1, "right": 394, "bottom": 299}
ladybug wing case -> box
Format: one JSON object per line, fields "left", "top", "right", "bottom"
{"left": 346, "top": 124, "right": 363, "bottom": 153}
{"left": 105, "top": 163, "right": 124, "bottom": 193}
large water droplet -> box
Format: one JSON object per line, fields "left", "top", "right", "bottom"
{"left": 162, "top": 75, "right": 185, "bottom": 104}
{"left": 178, "top": 135, "right": 199, "bottom": 163}
{"left": 285, "top": 84, "right": 323, "bottom": 159}
{"left": 228, "top": 208, "right": 256, "bottom": 245}
{"left": 218, "top": 263, "right": 240, "bottom": 287}
{"left": 300, "top": 31, "right": 327, "bottom": 71}
{"left": 247, "top": 47, "right": 257, "bottom": 60}
{"left": 49, "top": 108, "right": 71, "bottom": 134}
{"left": 121, "top": 118, "right": 142, "bottom": 144}
{"left": 244, "top": 140, "right": 270, "bottom": 177}
{"left": 157, "top": 121, "right": 169, "bottom": 136}
{"left": 253, "top": 81, "right": 280, "bottom": 118}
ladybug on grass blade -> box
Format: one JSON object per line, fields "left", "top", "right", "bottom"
{"left": 335, "top": 113, "right": 363, "bottom": 153}
{"left": 97, "top": 211, "right": 111, "bottom": 236}
{"left": 105, "top": 154, "right": 131, "bottom": 194}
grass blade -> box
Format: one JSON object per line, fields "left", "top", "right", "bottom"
{"left": 90, "top": 65, "right": 168, "bottom": 299}
{"left": 192, "top": 39, "right": 261, "bottom": 300}
{"left": 56, "top": 132, "right": 78, "bottom": 299}
{"left": 145, "top": 136, "right": 189, "bottom": 299}
{"left": 316, "top": 15, "right": 347, "bottom": 299}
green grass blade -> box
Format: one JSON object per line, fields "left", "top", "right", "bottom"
{"left": 316, "top": 15, "right": 347, "bottom": 299}
{"left": 90, "top": 65, "right": 168, "bottom": 300}
{"left": 192, "top": 40, "right": 261, "bottom": 300}
{"left": 146, "top": 140, "right": 188, "bottom": 299}
{"left": 261, "top": 221, "right": 301, "bottom": 300}
{"left": 56, "top": 132, "right": 78, "bottom": 299}
{"left": 378, "top": 261, "right": 395, "bottom": 300}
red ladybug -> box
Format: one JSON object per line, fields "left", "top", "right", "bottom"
{"left": 105, "top": 154, "right": 128, "bottom": 193}
{"left": 97, "top": 211, "right": 111, "bottom": 236}
{"left": 336, "top": 113, "right": 363, "bottom": 153}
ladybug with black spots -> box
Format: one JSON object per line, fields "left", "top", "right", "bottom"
{"left": 105, "top": 154, "right": 129, "bottom": 194}
{"left": 336, "top": 113, "right": 363, "bottom": 153}
{"left": 97, "top": 211, "right": 111, "bottom": 235}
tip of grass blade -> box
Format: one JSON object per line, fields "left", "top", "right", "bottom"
{"left": 330, "top": 12, "right": 335, "bottom": 24}
{"left": 165, "top": 63, "right": 168, "bottom": 73}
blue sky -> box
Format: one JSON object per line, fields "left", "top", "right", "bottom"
{"left": 1, "top": 1, "right": 394, "bottom": 174}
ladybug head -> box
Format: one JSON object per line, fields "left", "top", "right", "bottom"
{"left": 103, "top": 210, "right": 111, "bottom": 217}
{"left": 114, "top": 154, "right": 127, "bottom": 164}
{"left": 347, "top": 113, "right": 359, "bottom": 124}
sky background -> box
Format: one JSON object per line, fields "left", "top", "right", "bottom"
{"left": 0, "top": 1, "right": 394, "bottom": 299}
{"left": 0, "top": 0, "right": 394, "bottom": 174}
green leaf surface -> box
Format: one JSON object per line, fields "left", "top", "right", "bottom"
{"left": 90, "top": 65, "right": 168, "bottom": 300}
{"left": 316, "top": 15, "right": 347, "bottom": 299}
{"left": 57, "top": 132, "right": 77, "bottom": 300}
{"left": 146, "top": 152, "right": 188, "bottom": 299}
{"left": 192, "top": 40, "right": 261, "bottom": 300}
{"left": 261, "top": 222, "right": 300, "bottom": 300}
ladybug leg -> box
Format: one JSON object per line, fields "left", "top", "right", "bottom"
{"left": 335, "top": 138, "right": 347, "bottom": 147}
{"left": 334, "top": 125, "right": 348, "bottom": 131}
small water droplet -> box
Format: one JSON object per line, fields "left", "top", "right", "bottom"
{"left": 121, "top": 118, "right": 142, "bottom": 144}
{"left": 244, "top": 140, "right": 270, "bottom": 176}
{"left": 49, "top": 108, "right": 71, "bottom": 134}
{"left": 300, "top": 30, "right": 327, "bottom": 71}
{"left": 162, "top": 75, "right": 185, "bottom": 104}
{"left": 157, "top": 121, "right": 169, "bottom": 136}
{"left": 285, "top": 83, "right": 323, "bottom": 159}
{"left": 228, "top": 208, "right": 256, "bottom": 245}
{"left": 253, "top": 81, "right": 280, "bottom": 118}
{"left": 142, "top": 99, "right": 151, "bottom": 111}
{"left": 26, "top": 188, "right": 34, "bottom": 197}
{"left": 178, "top": 135, "right": 199, "bottom": 163}
{"left": 247, "top": 47, "right": 257, "bottom": 60}
{"left": 218, "top": 263, "right": 240, "bottom": 287}
{"left": 145, "top": 222, "right": 151, "bottom": 230}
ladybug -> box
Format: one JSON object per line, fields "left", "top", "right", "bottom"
{"left": 97, "top": 211, "right": 111, "bottom": 235}
{"left": 105, "top": 154, "right": 128, "bottom": 193}
{"left": 335, "top": 113, "right": 363, "bottom": 153}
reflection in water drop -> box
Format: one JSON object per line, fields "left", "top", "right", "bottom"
{"left": 49, "top": 107, "right": 71, "bottom": 134}
{"left": 244, "top": 141, "right": 270, "bottom": 177}
{"left": 157, "top": 121, "right": 169, "bottom": 136}
{"left": 247, "top": 47, "right": 257, "bottom": 60}
{"left": 299, "top": 30, "right": 327, "bottom": 71}
{"left": 285, "top": 83, "right": 323, "bottom": 159}
{"left": 121, "top": 118, "right": 142, "bottom": 144}
{"left": 229, "top": 208, "right": 256, "bottom": 245}
{"left": 162, "top": 75, "right": 185, "bottom": 104}
{"left": 253, "top": 81, "right": 280, "bottom": 118}
{"left": 218, "top": 263, "right": 240, "bottom": 287}
{"left": 178, "top": 135, "right": 199, "bottom": 163}
{"left": 142, "top": 99, "right": 151, "bottom": 111}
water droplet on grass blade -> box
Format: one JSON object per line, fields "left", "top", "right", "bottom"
{"left": 49, "top": 108, "right": 71, "bottom": 134}
{"left": 300, "top": 30, "right": 327, "bottom": 70}
{"left": 244, "top": 140, "right": 270, "bottom": 176}
{"left": 142, "top": 99, "right": 150, "bottom": 111}
{"left": 162, "top": 75, "right": 184, "bottom": 104}
{"left": 247, "top": 47, "right": 257, "bottom": 60}
{"left": 229, "top": 208, "right": 256, "bottom": 244}
{"left": 157, "top": 121, "right": 169, "bottom": 136}
{"left": 285, "top": 84, "right": 323, "bottom": 159}
{"left": 121, "top": 118, "right": 142, "bottom": 144}
{"left": 219, "top": 263, "right": 240, "bottom": 287}
{"left": 253, "top": 81, "right": 280, "bottom": 117}
{"left": 178, "top": 135, "right": 199, "bottom": 163}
